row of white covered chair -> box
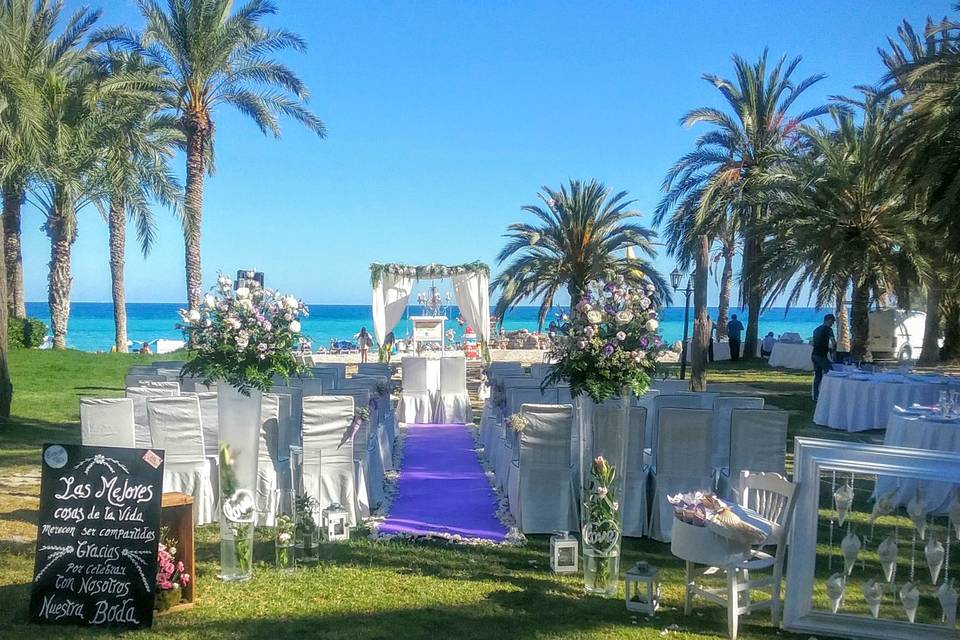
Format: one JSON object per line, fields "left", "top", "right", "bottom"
{"left": 478, "top": 365, "right": 788, "bottom": 540}
{"left": 399, "top": 356, "right": 471, "bottom": 424}
{"left": 82, "top": 361, "right": 399, "bottom": 528}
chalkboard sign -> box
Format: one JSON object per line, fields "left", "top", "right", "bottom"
{"left": 30, "top": 444, "right": 165, "bottom": 629}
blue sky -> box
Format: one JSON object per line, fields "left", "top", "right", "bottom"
{"left": 21, "top": 0, "right": 949, "bottom": 306}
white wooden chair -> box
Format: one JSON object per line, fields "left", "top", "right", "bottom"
{"left": 683, "top": 471, "right": 796, "bottom": 639}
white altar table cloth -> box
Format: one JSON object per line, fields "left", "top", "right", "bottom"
{"left": 767, "top": 342, "right": 813, "bottom": 371}
{"left": 874, "top": 411, "right": 960, "bottom": 513}
{"left": 813, "top": 373, "right": 954, "bottom": 432}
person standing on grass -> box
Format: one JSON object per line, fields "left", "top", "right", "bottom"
{"left": 356, "top": 327, "right": 373, "bottom": 363}
{"left": 727, "top": 314, "right": 744, "bottom": 361}
{"left": 811, "top": 313, "right": 837, "bottom": 402}
{"left": 705, "top": 315, "right": 715, "bottom": 363}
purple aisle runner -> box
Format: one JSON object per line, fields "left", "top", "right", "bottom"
{"left": 379, "top": 423, "right": 508, "bottom": 542}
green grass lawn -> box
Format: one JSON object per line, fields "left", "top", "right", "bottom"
{"left": 1, "top": 350, "right": 855, "bottom": 639}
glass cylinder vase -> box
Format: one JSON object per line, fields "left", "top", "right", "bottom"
{"left": 217, "top": 381, "right": 262, "bottom": 582}
{"left": 575, "top": 393, "right": 630, "bottom": 596}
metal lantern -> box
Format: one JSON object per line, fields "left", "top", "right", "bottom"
{"left": 550, "top": 531, "right": 579, "bottom": 574}
{"left": 321, "top": 503, "right": 350, "bottom": 541}
{"left": 625, "top": 561, "right": 660, "bottom": 615}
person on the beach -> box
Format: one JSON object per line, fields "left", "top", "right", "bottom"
{"left": 356, "top": 327, "right": 373, "bottom": 363}
{"left": 811, "top": 314, "right": 836, "bottom": 402}
{"left": 761, "top": 331, "right": 776, "bottom": 358}
{"left": 139, "top": 342, "right": 152, "bottom": 355}
{"left": 383, "top": 331, "right": 396, "bottom": 362}
{"left": 727, "top": 314, "right": 744, "bottom": 361}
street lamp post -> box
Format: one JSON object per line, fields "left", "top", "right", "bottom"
{"left": 671, "top": 268, "right": 695, "bottom": 380}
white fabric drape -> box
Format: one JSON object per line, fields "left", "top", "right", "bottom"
{"left": 372, "top": 274, "right": 414, "bottom": 344}
{"left": 452, "top": 271, "right": 490, "bottom": 343}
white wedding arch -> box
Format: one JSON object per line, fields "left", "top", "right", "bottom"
{"left": 369, "top": 262, "right": 491, "bottom": 347}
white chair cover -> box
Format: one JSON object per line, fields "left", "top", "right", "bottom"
{"left": 327, "top": 386, "right": 383, "bottom": 511}
{"left": 498, "top": 387, "right": 560, "bottom": 487}
{"left": 136, "top": 380, "right": 181, "bottom": 393}
{"left": 621, "top": 405, "right": 649, "bottom": 537}
{"left": 400, "top": 357, "right": 432, "bottom": 424}
{"left": 719, "top": 409, "right": 788, "bottom": 496}
{"left": 301, "top": 376, "right": 328, "bottom": 398}
{"left": 507, "top": 403, "right": 578, "bottom": 533}
{"left": 711, "top": 396, "right": 764, "bottom": 471}
{"left": 436, "top": 356, "right": 471, "bottom": 424}
{"left": 271, "top": 384, "right": 304, "bottom": 461}
{"left": 648, "top": 407, "right": 713, "bottom": 542}
{"left": 358, "top": 363, "right": 391, "bottom": 377}
{"left": 127, "top": 385, "right": 178, "bottom": 447}
{"left": 302, "top": 395, "right": 365, "bottom": 525}
{"left": 80, "top": 398, "right": 135, "bottom": 448}
{"left": 124, "top": 372, "right": 168, "bottom": 387}
{"left": 257, "top": 394, "right": 287, "bottom": 524}
{"left": 652, "top": 379, "right": 690, "bottom": 393}
{"left": 195, "top": 392, "right": 219, "bottom": 458}
{"left": 311, "top": 364, "right": 346, "bottom": 385}
{"left": 145, "top": 395, "right": 215, "bottom": 524}
{"left": 530, "top": 363, "right": 553, "bottom": 378}
{"left": 647, "top": 394, "right": 706, "bottom": 459}
{"left": 341, "top": 376, "right": 394, "bottom": 473}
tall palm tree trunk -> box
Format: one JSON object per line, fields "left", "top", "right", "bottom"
{"left": 690, "top": 235, "right": 710, "bottom": 391}
{"left": 850, "top": 280, "right": 870, "bottom": 361}
{"left": 46, "top": 199, "right": 76, "bottom": 350}
{"left": 716, "top": 240, "right": 734, "bottom": 340}
{"left": 835, "top": 287, "right": 851, "bottom": 354}
{"left": 2, "top": 184, "right": 26, "bottom": 319}
{"left": 743, "top": 235, "right": 762, "bottom": 360}
{"left": 0, "top": 209, "right": 12, "bottom": 418}
{"left": 183, "top": 116, "right": 209, "bottom": 312}
{"left": 918, "top": 279, "right": 941, "bottom": 365}
{"left": 109, "top": 198, "right": 128, "bottom": 353}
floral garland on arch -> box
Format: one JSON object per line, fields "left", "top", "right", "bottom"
{"left": 544, "top": 276, "right": 665, "bottom": 403}
{"left": 178, "top": 274, "right": 310, "bottom": 393}
{"left": 369, "top": 261, "right": 490, "bottom": 287}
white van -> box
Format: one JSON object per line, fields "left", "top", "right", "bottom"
{"left": 868, "top": 309, "right": 926, "bottom": 361}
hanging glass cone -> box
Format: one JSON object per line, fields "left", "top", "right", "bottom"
{"left": 868, "top": 489, "right": 897, "bottom": 524}
{"left": 861, "top": 579, "right": 883, "bottom": 619}
{"left": 841, "top": 530, "right": 861, "bottom": 576}
{"left": 937, "top": 579, "right": 958, "bottom": 628}
{"left": 907, "top": 496, "right": 927, "bottom": 539}
{"left": 826, "top": 573, "right": 845, "bottom": 613}
{"left": 926, "top": 536, "right": 945, "bottom": 585}
{"left": 949, "top": 497, "right": 960, "bottom": 542}
{"left": 834, "top": 484, "right": 854, "bottom": 526}
{"left": 878, "top": 536, "right": 898, "bottom": 583}
{"left": 901, "top": 582, "right": 920, "bottom": 623}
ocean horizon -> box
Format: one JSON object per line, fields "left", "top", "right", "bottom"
{"left": 23, "top": 302, "right": 830, "bottom": 353}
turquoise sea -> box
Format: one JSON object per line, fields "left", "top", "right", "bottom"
{"left": 24, "top": 302, "right": 829, "bottom": 352}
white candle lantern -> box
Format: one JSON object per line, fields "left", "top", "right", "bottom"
{"left": 625, "top": 561, "right": 660, "bottom": 615}
{"left": 550, "top": 531, "right": 579, "bottom": 574}
{"left": 321, "top": 503, "right": 350, "bottom": 542}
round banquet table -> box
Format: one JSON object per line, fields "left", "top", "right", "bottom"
{"left": 873, "top": 411, "right": 960, "bottom": 513}
{"left": 812, "top": 373, "right": 957, "bottom": 432}
{"left": 767, "top": 342, "right": 813, "bottom": 371}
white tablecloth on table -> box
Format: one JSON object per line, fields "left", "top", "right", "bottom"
{"left": 683, "top": 340, "right": 731, "bottom": 362}
{"left": 767, "top": 342, "right": 813, "bottom": 371}
{"left": 874, "top": 411, "right": 960, "bottom": 513}
{"left": 813, "top": 373, "right": 957, "bottom": 432}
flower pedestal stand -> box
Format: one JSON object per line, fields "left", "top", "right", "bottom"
{"left": 576, "top": 394, "right": 630, "bottom": 596}
{"left": 217, "top": 382, "right": 262, "bottom": 582}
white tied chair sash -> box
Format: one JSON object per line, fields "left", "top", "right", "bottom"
{"left": 145, "top": 395, "right": 215, "bottom": 525}
{"left": 80, "top": 398, "right": 136, "bottom": 448}
{"left": 400, "top": 357, "right": 433, "bottom": 424}
{"left": 302, "top": 395, "right": 365, "bottom": 525}
{"left": 506, "top": 403, "right": 577, "bottom": 533}
{"left": 436, "top": 356, "right": 471, "bottom": 424}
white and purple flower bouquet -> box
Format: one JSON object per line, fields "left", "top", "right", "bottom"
{"left": 544, "top": 277, "right": 664, "bottom": 402}
{"left": 178, "top": 274, "right": 310, "bottom": 393}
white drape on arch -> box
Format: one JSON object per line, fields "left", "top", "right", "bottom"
{"left": 372, "top": 274, "right": 414, "bottom": 344}
{"left": 452, "top": 271, "right": 490, "bottom": 343}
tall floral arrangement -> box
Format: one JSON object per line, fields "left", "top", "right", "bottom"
{"left": 178, "top": 275, "right": 310, "bottom": 393}
{"left": 544, "top": 277, "right": 664, "bottom": 401}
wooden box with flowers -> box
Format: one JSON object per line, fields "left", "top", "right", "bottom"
{"left": 156, "top": 492, "right": 195, "bottom": 614}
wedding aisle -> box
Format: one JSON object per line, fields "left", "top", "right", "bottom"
{"left": 379, "top": 423, "right": 508, "bottom": 542}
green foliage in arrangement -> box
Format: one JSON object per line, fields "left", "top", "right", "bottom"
{"left": 369, "top": 261, "right": 490, "bottom": 287}
{"left": 7, "top": 318, "right": 49, "bottom": 349}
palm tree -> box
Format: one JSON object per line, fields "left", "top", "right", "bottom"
{"left": 0, "top": 0, "right": 98, "bottom": 319}
{"left": 93, "top": 50, "right": 182, "bottom": 352}
{"left": 713, "top": 219, "right": 738, "bottom": 341}
{"left": 883, "top": 17, "right": 960, "bottom": 362}
{"left": 758, "top": 93, "right": 924, "bottom": 359}
{"left": 109, "top": 0, "right": 326, "bottom": 312}
{"left": 492, "top": 179, "right": 666, "bottom": 327}
{"left": 662, "top": 50, "right": 827, "bottom": 359}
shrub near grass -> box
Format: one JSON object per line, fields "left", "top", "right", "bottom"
{"left": 7, "top": 317, "right": 48, "bottom": 349}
